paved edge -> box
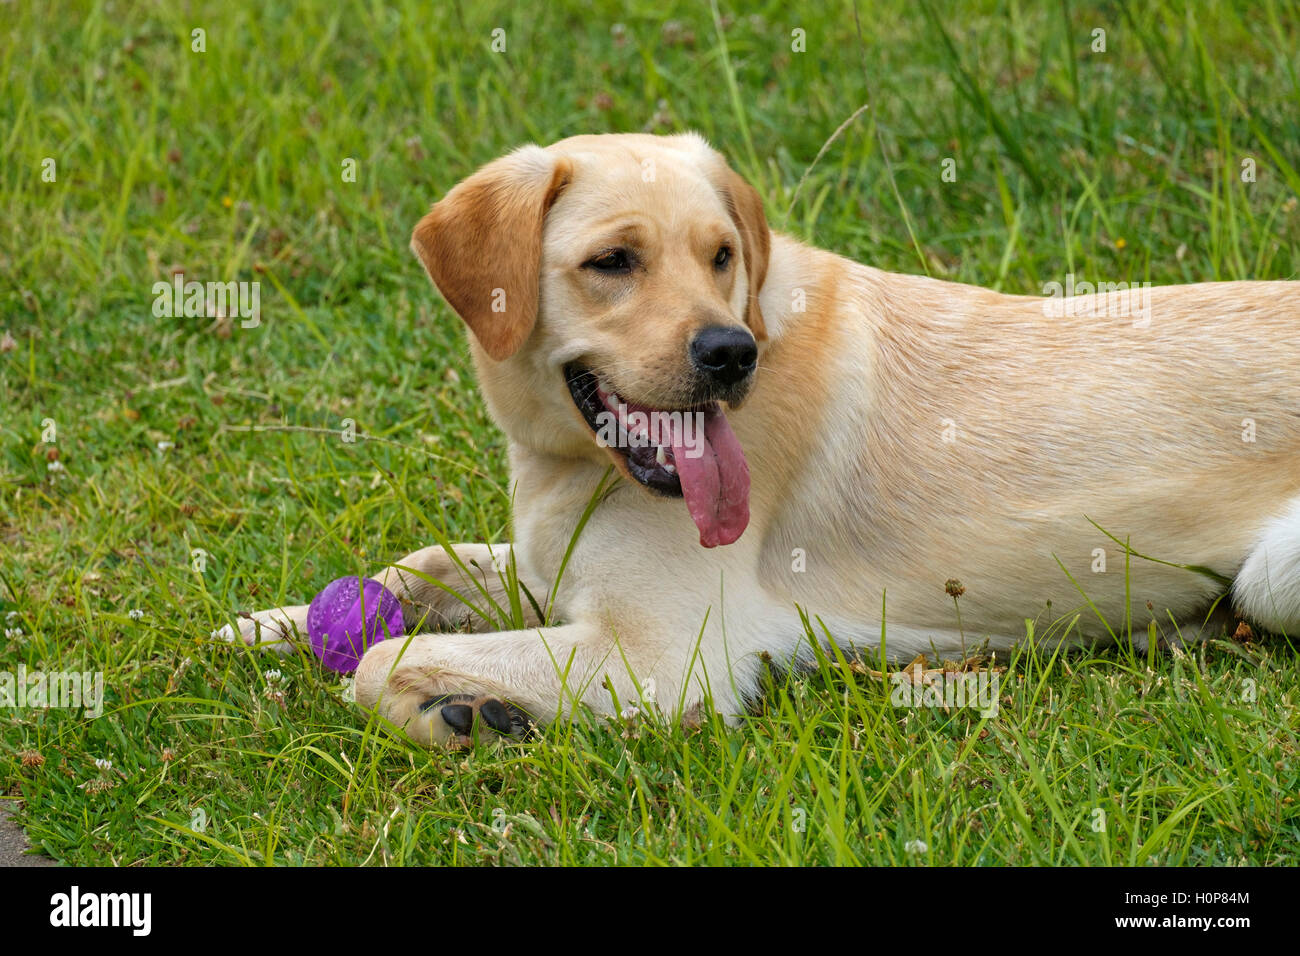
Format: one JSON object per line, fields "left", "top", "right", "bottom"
{"left": 0, "top": 800, "right": 57, "bottom": 867}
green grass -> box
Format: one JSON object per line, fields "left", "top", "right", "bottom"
{"left": 2, "top": 0, "right": 1299, "bottom": 865}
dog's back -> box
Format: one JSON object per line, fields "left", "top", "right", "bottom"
{"left": 750, "top": 258, "right": 1300, "bottom": 642}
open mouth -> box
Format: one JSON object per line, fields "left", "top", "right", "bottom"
{"left": 564, "top": 364, "right": 751, "bottom": 548}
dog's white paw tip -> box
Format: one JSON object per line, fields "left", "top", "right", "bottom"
{"left": 210, "top": 612, "right": 300, "bottom": 655}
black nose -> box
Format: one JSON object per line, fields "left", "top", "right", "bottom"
{"left": 689, "top": 326, "right": 757, "bottom": 388}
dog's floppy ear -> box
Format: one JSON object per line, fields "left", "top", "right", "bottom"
{"left": 411, "top": 146, "right": 572, "bottom": 361}
{"left": 720, "top": 164, "right": 771, "bottom": 342}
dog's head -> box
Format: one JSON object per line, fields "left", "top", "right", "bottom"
{"left": 411, "top": 132, "right": 769, "bottom": 547}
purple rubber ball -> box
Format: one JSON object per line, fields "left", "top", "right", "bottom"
{"left": 306, "top": 576, "right": 405, "bottom": 674}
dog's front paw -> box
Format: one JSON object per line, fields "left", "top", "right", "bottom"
{"left": 211, "top": 605, "right": 310, "bottom": 655}
{"left": 352, "top": 638, "right": 537, "bottom": 747}
{"left": 416, "top": 693, "right": 534, "bottom": 748}
{"left": 359, "top": 678, "right": 534, "bottom": 747}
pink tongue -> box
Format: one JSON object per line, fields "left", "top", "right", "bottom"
{"left": 668, "top": 405, "right": 750, "bottom": 548}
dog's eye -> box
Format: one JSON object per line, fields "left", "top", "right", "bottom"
{"left": 713, "top": 245, "right": 732, "bottom": 269}
{"left": 585, "top": 249, "right": 633, "bottom": 274}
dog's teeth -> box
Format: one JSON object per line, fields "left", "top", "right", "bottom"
{"left": 597, "top": 377, "right": 615, "bottom": 398}
{"left": 655, "top": 445, "right": 668, "bottom": 466}
{"left": 663, "top": 462, "right": 676, "bottom": 475}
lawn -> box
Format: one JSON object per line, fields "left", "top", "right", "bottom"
{"left": 2, "top": 0, "right": 1298, "bottom": 865}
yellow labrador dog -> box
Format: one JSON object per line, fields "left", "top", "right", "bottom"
{"left": 226, "top": 132, "right": 1300, "bottom": 746}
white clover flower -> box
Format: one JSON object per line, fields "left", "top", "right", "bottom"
{"left": 340, "top": 676, "right": 356, "bottom": 703}
{"left": 128, "top": 608, "right": 144, "bottom": 620}
{"left": 156, "top": 441, "right": 174, "bottom": 453}
{"left": 904, "top": 839, "right": 929, "bottom": 854}
{"left": 620, "top": 704, "right": 641, "bottom": 721}
{"left": 262, "top": 669, "right": 288, "bottom": 706}
{"left": 5, "top": 611, "right": 17, "bottom": 622}
{"left": 94, "top": 758, "right": 113, "bottom": 772}
{"left": 46, "top": 460, "right": 64, "bottom": 472}
{"left": 4, "top": 628, "right": 22, "bottom": 639}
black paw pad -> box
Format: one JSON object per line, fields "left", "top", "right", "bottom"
{"left": 479, "top": 698, "right": 516, "bottom": 733}
{"left": 440, "top": 703, "right": 474, "bottom": 735}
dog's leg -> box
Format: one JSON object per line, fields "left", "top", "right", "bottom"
{"left": 1233, "top": 498, "right": 1300, "bottom": 636}
{"left": 373, "top": 542, "right": 549, "bottom": 633}
{"left": 212, "top": 602, "right": 311, "bottom": 654}
{"left": 213, "top": 543, "right": 547, "bottom": 653}
{"left": 353, "top": 621, "right": 645, "bottom": 747}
